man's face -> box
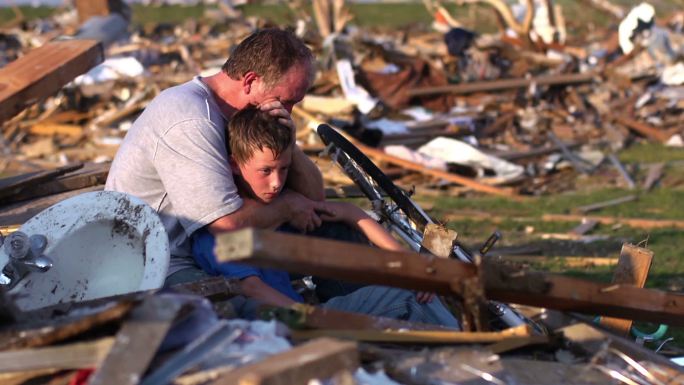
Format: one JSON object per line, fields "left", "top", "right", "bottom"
{"left": 251, "top": 62, "right": 312, "bottom": 112}
{"left": 232, "top": 146, "right": 293, "bottom": 204}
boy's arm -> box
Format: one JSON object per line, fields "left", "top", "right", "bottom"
{"left": 241, "top": 276, "right": 297, "bottom": 307}
{"left": 318, "top": 202, "right": 404, "bottom": 251}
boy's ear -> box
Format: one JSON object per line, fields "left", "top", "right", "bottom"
{"left": 228, "top": 156, "right": 241, "bottom": 175}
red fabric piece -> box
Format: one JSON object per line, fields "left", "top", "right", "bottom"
{"left": 69, "top": 368, "right": 95, "bottom": 385}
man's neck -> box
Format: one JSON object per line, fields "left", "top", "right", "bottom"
{"left": 201, "top": 72, "right": 246, "bottom": 119}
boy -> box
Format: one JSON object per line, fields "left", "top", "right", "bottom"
{"left": 192, "top": 107, "right": 459, "bottom": 327}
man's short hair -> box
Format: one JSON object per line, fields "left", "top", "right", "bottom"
{"left": 228, "top": 106, "right": 294, "bottom": 165}
{"left": 222, "top": 28, "right": 314, "bottom": 86}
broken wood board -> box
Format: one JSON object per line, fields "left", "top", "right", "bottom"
{"left": 0, "top": 39, "right": 104, "bottom": 123}
{"left": 0, "top": 185, "right": 104, "bottom": 226}
{"left": 421, "top": 223, "right": 458, "bottom": 258}
{"left": 494, "top": 255, "right": 618, "bottom": 268}
{"left": 408, "top": 71, "right": 598, "bottom": 97}
{"left": 574, "top": 194, "right": 637, "bottom": 214}
{"left": 643, "top": 162, "right": 665, "bottom": 191}
{"left": 0, "top": 163, "right": 83, "bottom": 201}
{"left": 215, "top": 228, "right": 477, "bottom": 295}
{"left": 88, "top": 296, "right": 181, "bottom": 385}
{"left": 269, "top": 303, "right": 452, "bottom": 331}
{"left": 216, "top": 228, "right": 684, "bottom": 326}
{"left": 0, "top": 300, "right": 133, "bottom": 351}
{"left": 599, "top": 244, "right": 653, "bottom": 336}
{"left": 290, "top": 324, "right": 534, "bottom": 344}
{"left": 28, "top": 122, "right": 84, "bottom": 138}
{"left": 2, "top": 162, "right": 109, "bottom": 205}
{"left": 608, "top": 113, "right": 672, "bottom": 143}
{"left": 441, "top": 210, "right": 684, "bottom": 230}
{"left": 0, "top": 337, "right": 113, "bottom": 372}
{"left": 559, "top": 322, "right": 684, "bottom": 373}
{"left": 170, "top": 275, "right": 242, "bottom": 300}
{"left": 209, "top": 338, "right": 358, "bottom": 385}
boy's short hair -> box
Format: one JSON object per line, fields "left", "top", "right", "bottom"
{"left": 222, "top": 28, "right": 314, "bottom": 87}
{"left": 228, "top": 106, "right": 294, "bottom": 164}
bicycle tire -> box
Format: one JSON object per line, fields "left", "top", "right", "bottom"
{"left": 317, "top": 124, "right": 433, "bottom": 233}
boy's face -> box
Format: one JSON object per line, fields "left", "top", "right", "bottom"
{"left": 231, "top": 146, "right": 293, "bottom": 204}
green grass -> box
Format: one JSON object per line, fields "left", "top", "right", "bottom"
{"left": 0, "top": 6, "right": 56, "bottom": 25}
{"left": 1, "top": 1, "right": 679, "bottom": 33}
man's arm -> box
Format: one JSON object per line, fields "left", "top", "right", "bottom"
{"left": 287, "top": 146, "right": 325, "bottom": 201}
{"left": 207, "top": 189, "right": 332, "bottom": 235}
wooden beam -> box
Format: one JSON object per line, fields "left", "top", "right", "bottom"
{"left": 408, "top": 72, "right": 598, "bottom": 97}
{"left": 600, "top": 244, "right": 653, "bottom": 336}
{"left": 215, "top": 228, "right": 477, "bottom": 296}
{"left": 0, "top": 300, "right": 133, "bottom": 351}
{"left": 608, "top": 113, "right": 672, "bottom": 143}
{"left": 216, "top": 228, "right": 684, "bottom": 326}
{"left": 0, "top": 40, "right": 104, "bottom": 124}
{"left": 210, "top": 338, "right": 358, "bottom": 385}
{"left": 269, "top": 303, "right": 452, "bottom": 331}
{"left": 483, "top": 264, "right": 683, "bottom": 325}
{"left": 290, "top": 324, "right": 534, "bottom": 344}
{"left": 89, "top": 296, "right": 181, "bottom": 385}
{"left": 0, "top": 163, "right": 84, "bottom": 201}
{"left": 75, "top": 0, "right": 114, "bottom": 23}
{"left": 441, "top": 210, "right": 684, "bottom": 230}
{"left": 0, "top": 337, "right": 113, "bottom": 372}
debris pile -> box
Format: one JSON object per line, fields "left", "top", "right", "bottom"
{"left": 1, "top": 0, "right": 683, "bottom": 384}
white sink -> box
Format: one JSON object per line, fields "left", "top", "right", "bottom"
{"left": 0, "top": 191, "right": 169, "bottom": 311}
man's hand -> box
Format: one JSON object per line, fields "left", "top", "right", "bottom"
{"left": 280, "top": 190, "right": 333, "bottom": 233}
{"left": 258, "top": 99, "right": 295, "bottom": 131}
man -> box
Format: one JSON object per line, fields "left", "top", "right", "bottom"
{"left": 106, "top": 28, "right": 330, "bottom": 285}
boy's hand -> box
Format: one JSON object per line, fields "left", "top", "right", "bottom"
{"left": 258, "top": 99, "right": 295, "bottom": 131}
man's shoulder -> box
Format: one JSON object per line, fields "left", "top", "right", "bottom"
{"left": 147, "top": 78, "right": 221, "bottom": 123}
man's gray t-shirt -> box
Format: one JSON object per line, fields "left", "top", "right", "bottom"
{"left": 105, "top": 77, "right": 243, "bottom": 275}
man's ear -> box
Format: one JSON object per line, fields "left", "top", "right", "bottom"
{"left": 228, "top": 156, "right": 241, "bottom": 175}
{"left": 242, "top": 71, "right": 259, "bottom": 94}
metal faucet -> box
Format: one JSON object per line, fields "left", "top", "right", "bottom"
{"left": 0, "top": 231, "right": 53, "bottom": 290}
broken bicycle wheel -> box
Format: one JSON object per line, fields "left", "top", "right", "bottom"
{"left": 317, "top": 123, "right": 433, "bottom": 251}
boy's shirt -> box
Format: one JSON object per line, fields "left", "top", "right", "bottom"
{"left": 191, "top": 228, "right": 304, "bottom": 303}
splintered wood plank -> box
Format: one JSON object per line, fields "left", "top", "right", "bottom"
{"left": 216, "top": 229, "right": 684, "bottom": 326}
{"left": 0, "top": 163, "right": 83, "bottom": 201}
{"left": 0, "top": 337, "right": 113, "bottom": 372}
{"left": 600, "top": 244, "right": 653, "bottom": 336}
{"left": 210, "top": 338, "right": 358, "bottom": 385}
{"left": 290, "top": 324, "right": 533, "bottom": 344}
{"left": 0, "top": 39, "right": 103, "bottom": 123}
{"left": 277, "top": 303, "right": 452, "bottom": 331}
{"left": 89, "top": 296, "right": 181, "bottom": 385}
{"left": 214, "top": 228, "right": 477, "bottom": 296}
{"left": 0, "top": 300, "right": 133, "bottom": 351}
{"left": 75, "top": 0, "right": 115, "bottom": 22}
{"left": 4, "top": 162, "right": 109, "bottom": 205}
